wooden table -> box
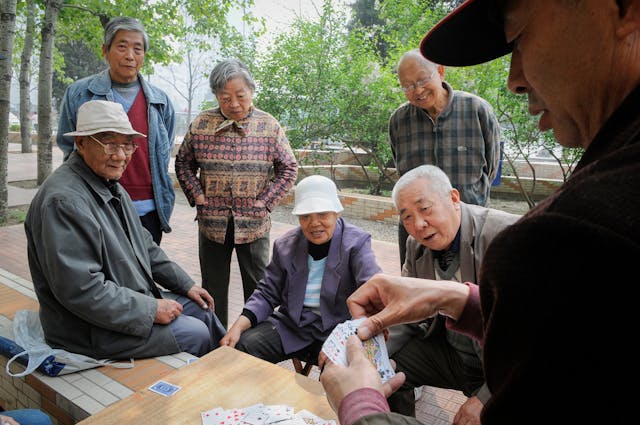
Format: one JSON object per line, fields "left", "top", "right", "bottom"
{"left": 77, "top": 346, "right": 337, "bottom": 425}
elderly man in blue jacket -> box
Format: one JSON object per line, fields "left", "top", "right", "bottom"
{"left": 56, "top": 16, "right": 175, "bottom": 245}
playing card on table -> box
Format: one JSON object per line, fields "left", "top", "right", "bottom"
{"left": 242, "top": 403, "right": 267, "bottom": 425}
{"left": 321, "top": 317, "right": 396, "bottom": 382}
{"left": 148, "top": 380, "right": 181, "bottom": 397}
{"left": 294, "top": 409, "right": 337, "bottom": 425}
{"left": 201, "top": 407, "right": 226, "bottom": 425}
{"left": 264, "top": 404, "right": 295, "bottom": 423}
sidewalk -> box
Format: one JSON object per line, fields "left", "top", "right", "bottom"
{"left": 2, "top": 144, "right": 465, "bottom": 425}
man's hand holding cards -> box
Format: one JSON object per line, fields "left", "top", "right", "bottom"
{"left": 321, "top": 317, "right": 395, "bottom": 382}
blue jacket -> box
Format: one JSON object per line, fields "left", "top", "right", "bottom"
{"left": 56, "top": 69, "right": 176, "bottom": 232}
{"left": 243, "top": 217, "right": 383, "bottom": 354}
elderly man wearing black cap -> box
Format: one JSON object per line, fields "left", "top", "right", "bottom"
{"left": 26, "top": 100, "right": 225, "bottom": 361}
{"left": 320, "top": 0, "right": 640, "bottom": 424}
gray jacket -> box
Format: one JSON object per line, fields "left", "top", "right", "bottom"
{"left": 396, "top": 203, "right": 520, "bottom": 403}
{"left": 25, "top": 152, "right": 193, "bottom": 359}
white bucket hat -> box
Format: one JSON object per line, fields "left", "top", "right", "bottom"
{"left": 63, "top": 100, "right": 145, "bottom": 137}
{"left": 292, "top": 175, "right": 344, "bottom": 216}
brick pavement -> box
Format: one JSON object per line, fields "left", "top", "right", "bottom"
{"left": 2, "top": 144, "right": 466, "bottom": 424}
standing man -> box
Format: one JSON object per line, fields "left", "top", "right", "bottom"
{"left": 320, "top": 1, "right": 640, "bottom": 424}
{"left": 57, "top": 16, "right": 175, "bottom": 245}
{"left": 387, "top": 165, "right": 519, "bottom": 425}
{"left": 389, "top": 48, "right": 500, "bottom": 267}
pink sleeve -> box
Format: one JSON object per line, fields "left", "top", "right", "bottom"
{"left": 446, "top": 282, "right": 484, "bottom": 342}
{"left": 338, "top": 388, "right": 390, "bottom": 425}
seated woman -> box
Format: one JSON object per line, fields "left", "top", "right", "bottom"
{"left": 220, "top": 175, "right": 382, "bottom": 366}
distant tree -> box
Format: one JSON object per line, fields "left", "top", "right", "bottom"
{"left": 347, "top": 0, "right": 390, "bottom": 62}
{"left": 0, "top": 0, "right": 18, "bottom": 223}
{"left": 52, "top": 40, "right": 105, "bottom": 107}
{"left": 18, "top": 0, "right": 38, "bottom": 153}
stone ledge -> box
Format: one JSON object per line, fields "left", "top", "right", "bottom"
{"left": 0, "top": 269, "right": 197, "bottom": 424}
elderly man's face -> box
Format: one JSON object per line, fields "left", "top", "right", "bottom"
{"left": 504, "top": 0, "right": 616, "bottom": 149}
{"left": 397, "top": 57, "right": 444, "bottom": 113}
{"left": 298, "top": 212, "right": 339, "bottom": 245}
{"left": 103, "top": 30, "right": 145, "bottom": 84}
{"left": 397, "top": 178, "right": 461, "bottom": 252}
{"left": 216, "top": 77, "right": 254, "bottom": 121}
{"left": 76, "top": 132, "right": 135, "bottom": 181}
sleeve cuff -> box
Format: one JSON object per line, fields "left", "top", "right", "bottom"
{"left": 241, "top": 309, "right": 258, "bottom": 327}
{"left": 338, "top": 388, "right": 390, "bottom": 425}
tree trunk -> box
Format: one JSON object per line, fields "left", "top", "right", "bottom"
{"left": 19, "top": 0, "right": 35, "bottom": 153}
{"left": 0, "top": 0, "right": 18, "bottom": 224}
{"left": 36, "top": 0, "right": 63, "bottom": 185}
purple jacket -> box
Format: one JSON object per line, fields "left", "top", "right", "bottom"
{"left": 243, "top": 217, "right": 382, "bottom": 354}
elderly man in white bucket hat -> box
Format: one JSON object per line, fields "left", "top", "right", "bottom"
{"left": 221, "top": 175, "right": 382, "bottom": 368}
{"left": 25, "top": 100, "right": 225, "bottom": 361}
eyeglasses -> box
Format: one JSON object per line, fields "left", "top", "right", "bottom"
{"left": 400, "top": 69, "right": 438, "bottom": 93}
{"left": 89, "top": 135, "right": 138, "bottom": 156}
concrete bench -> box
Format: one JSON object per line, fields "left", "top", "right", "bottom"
{"left": 0, "top": 268, "right": 195, "bottom": 424}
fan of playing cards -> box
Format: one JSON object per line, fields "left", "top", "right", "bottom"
{"left": 321, "top": 317, "right": 396, "bottom": 383}
{"left": 201, "top": 404, "right": 336, "bottom": 425}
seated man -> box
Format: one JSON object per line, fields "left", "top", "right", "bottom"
{"left": 220, "top": 175, "right": 382, "bottom": 366}
{"left": 387, "top": 165, "right": 520, "bottom": 423}
{"left": 25, "top": 100, "right": 225, "bottom": 360}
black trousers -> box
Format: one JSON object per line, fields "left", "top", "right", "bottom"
{"left": 140, "top": 210, "right": 163, "bottom": 245}
{"left": 387, "top": 334, "right": 484, "bottom": 416}
{"left": 235, "top": 321, "right": 323, "bottom": 365}
{"left": 198, "top": 232, "right": 270, "bottom": 328}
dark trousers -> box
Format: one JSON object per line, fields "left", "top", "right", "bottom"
{"left": 198, "top": 232, "right": 270, "bottom": 328}
{"left": 140, "top": 210, "right": 163, "bottom": 245}
{"left": 235, "top": 321, "right": 323, "bottom": 365}
{"left": 398, "top": 220, "right": 409, "bottom": 269}
{"left": 388, "top": 335, "right": 484, "bottom": 416}
{"left": 164, "top": 292, "right": 226, "bottom": 357}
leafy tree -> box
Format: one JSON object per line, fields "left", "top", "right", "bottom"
{"left": 17, "top": 0, "right": 38, "bottom": 153}
{"left": 0, "top": 0, "right": 18, "bottom": 224}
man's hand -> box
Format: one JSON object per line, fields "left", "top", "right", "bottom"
{"left": 155, "top": 299, "right": 183, "bottom": 324}
{"left": 453, "top": 395, "right": 483, "bottom": 425}
{"left": 320, "top": 335, "right": 405, "bottom": 413}
{"left": 347, "top": 273, "right": 470, "bottom": 340}
{"left": 0, "top": 414, "right": 20, "bottom": 425}
{"left": 186, "top": 285, "right": 214, "bottom": 311}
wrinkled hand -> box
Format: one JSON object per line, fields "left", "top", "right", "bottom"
{"left": 453, "top": 395, "right": 483, "bottom": 425}
{"left": 155, "top": 299, "right": 183, "bottom": 324}
{"left": 220, "top": 316, "right": 251, "bottom": 348}
{"left": 195, "top": 194, "right": 206, "bottom": 206}
{"left": 186, "top": 285, "right": 214, "bottom": 311}
{"left": 1, "top": 414, "right": 20, "bottom": 425}
{"left": 320, "top": 335, "right": 405, "bottom": 413}
{"left": 347, "top": 273, "right": 469, "bottom": 340}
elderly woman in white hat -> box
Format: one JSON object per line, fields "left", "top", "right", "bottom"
{"left": 221, "top": 175, "right": 382, "bottom": 366}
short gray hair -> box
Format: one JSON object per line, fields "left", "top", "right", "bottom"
{"left": 209, "top": 58, "right": 256, "bottom": 94}
{"left": 104, "top": 17, "right": 149, "bottom": 52}
{"left": 392, "top": 165, "right": 452, "bottom": 207}
{"left": 396, "top": 48, "right": 438, "bottom": 74}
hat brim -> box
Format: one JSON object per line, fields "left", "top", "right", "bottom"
{"left": 64, "top": 127, "right": 146, "bottom": 137}
{"left": 420, "top": 0, "right": 513, "bottom": 67}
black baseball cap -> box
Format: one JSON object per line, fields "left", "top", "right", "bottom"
{"left": 420, "top": 0, "right": 513, "bottom": 67}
